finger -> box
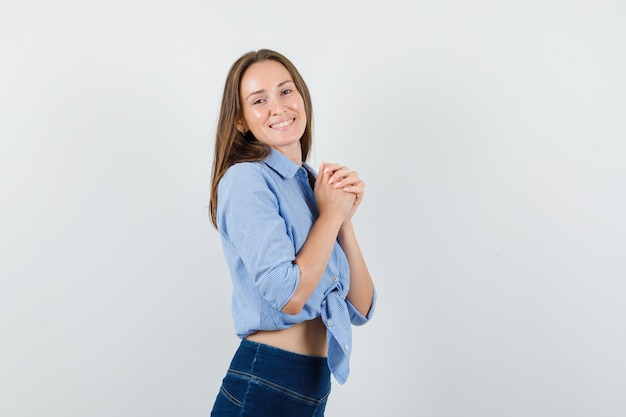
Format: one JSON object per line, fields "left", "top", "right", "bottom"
{"left": 333, "top": 171, "right": 360, "bottom": 188}
{"left": 342, "top": 180, "right": 365, "bottom": 194}
{"left": 319, "top": 163, "right": 338, "bottom": 185}
{"left": 322, "top": 162, "right": 341, "bottom": 174}
{"left": 323, "top": 163, "right": 349, "bottom": 175}
{"left": 328, "top": 167, "right": 352, "bottom": 185}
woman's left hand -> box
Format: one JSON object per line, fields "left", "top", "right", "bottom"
{"left": 322, "top": 163, "right": 365, "bottom": 222}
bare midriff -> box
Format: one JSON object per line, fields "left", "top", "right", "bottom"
{"left": 245, "top": 317, "right": 328, "bottom": 357}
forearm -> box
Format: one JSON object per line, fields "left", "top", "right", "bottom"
{"left": 282, "top": 213, "right": 344, "bottom": 315}
{"left": 338, "top": 221, "right": 374, "bottom": 317}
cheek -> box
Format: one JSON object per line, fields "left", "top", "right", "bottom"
{"left": 291, "top": 98, "right": 306, "bottom": 117}
{"left": 244, "top": 109, "right": 264, "bottom": 126}
{"left": 297, "top": 101, "right": 307, "bottom": 123}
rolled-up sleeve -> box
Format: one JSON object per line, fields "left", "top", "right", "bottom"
{"left": 217, "top": 163, "right": 300, "bottom": 310}
{"left": 346, "top": 288, "right": 377, "bottom": 326}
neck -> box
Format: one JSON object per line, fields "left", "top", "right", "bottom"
{"left": 273, "top": 144, "right": 302, "bottom": 166}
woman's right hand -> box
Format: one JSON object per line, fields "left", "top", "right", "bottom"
{"left": 314, "top": 162, "right": 356, "bottom": 222}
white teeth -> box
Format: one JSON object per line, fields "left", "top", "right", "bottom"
{"left": 271, "top": 119, "right": 293, "bottom": 129}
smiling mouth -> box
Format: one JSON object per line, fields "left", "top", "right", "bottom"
{"left": 270, "top": 118, "right": 295, "bottom": 129}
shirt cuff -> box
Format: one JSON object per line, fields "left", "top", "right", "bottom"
{"left": 346, "top": 288, "right": 377, "bottom": 326}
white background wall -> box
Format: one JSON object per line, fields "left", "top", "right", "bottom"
{"left": 1, "top": 1, "right": 625, "bottom": 416}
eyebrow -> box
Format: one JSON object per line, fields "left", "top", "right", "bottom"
{"left": 245, "top": 80, "right": 294, "bottom": 101}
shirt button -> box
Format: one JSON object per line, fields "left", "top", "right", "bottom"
{"left": 327, "top": 320, "right": 333, "bottom": 326}
{"left": 344, "top": 344, "right": 350, "bottom": 350}
{"left": 332, "top": 276, "right": 338, "bottom": 282}
{"left": 321, "top": 300, "right": 326, "bottom": 306}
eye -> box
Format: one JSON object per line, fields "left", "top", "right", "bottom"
{"left": 252, "top": 98, "right": 265, "bottom": 105}
{"left": 282, "top": 89, "right": 292, "bottom": 95}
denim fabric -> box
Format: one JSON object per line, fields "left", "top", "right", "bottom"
{"left": 217, "top": 148, "right": 376, "bottom": 383}
{"left": 211, "top": 339, "right": 331, "bottom": 417}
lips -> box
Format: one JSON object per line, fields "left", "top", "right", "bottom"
{"left": 270, "top": 118, "right": 295, "bottom": 129}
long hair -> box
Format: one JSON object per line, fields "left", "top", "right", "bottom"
{"left": 209, "top": 49, "right": 314, "bottom": 228}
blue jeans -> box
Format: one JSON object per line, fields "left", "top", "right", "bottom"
{"left": 210, "top": 339, "right": 331, "bottom": 417}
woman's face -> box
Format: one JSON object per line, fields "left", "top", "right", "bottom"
{"left": 237, "top": 60, "right": 307, "bottom": 163}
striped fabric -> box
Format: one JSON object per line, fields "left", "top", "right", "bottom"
{"left": 216, "top": 148, "right": 375, "bottom": 384}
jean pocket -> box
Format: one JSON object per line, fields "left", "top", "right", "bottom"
{"left": 218, "top": 370, "right": 250, "bottom": 408}
{"left": 243, "top": 378, "right": 326, "bottom": 417}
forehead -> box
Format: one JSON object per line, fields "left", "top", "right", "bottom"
{"left": 239, "top": 60, "right": 292, "bottom": 94}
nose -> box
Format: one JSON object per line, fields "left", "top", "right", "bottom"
{"left": 270, "top": 97, "right": 286, "bottom": 115}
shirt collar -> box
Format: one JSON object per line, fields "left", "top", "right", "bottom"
{"left": 263, "top": 147, "right": 311, "bottom": 179}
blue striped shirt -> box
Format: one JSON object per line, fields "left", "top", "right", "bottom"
{"left": 216, "top": 147, "right": 376, "bottom": 384}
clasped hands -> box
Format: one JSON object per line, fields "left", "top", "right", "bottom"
{"left": 314, "top": 162, "right": 364, "bottom": 224}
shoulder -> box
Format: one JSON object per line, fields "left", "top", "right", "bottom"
{"left": 216, "top": 161, "right": 280, "bottom": 230}
{"left": 222, "top": 161, "right": 265, "bottom": 179}
{"left": 220, "top": 161, "right": 270, "bottom": 188}
{"left": 218, "top": 161, "right": 280, "bottom": 205}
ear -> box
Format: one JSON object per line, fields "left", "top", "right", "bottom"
{"left": 235, "top": 119, "right": 247, "bottom": 134}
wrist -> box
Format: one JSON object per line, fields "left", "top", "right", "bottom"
{"left": 340, "top": 219, "right": 354, "bottom": 230}
{"left": 317, "top": 212, "right": 345, "bottom": 231}
{"left": 339, "top": 221, "right": 355, "bottom": 241}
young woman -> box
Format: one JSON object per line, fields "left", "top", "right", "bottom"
{"left": 209, "top": 49, "right": 376, "bottom": 417}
